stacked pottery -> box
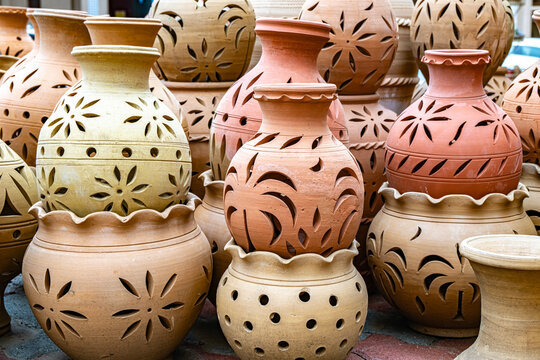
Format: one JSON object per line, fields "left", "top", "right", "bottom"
{"left": 299, "top": 0, "right": 398, "bottom": 285}
{"left": 21, "top": 26, "right": 211, "bottom": 360}
{"left": 368, "top": 49, "right": 536, "bottom": 337}
{"left": 147, "top": 0, "right": 256, "bottom": 198}
{"left": 0, "top": 9, "right": 90, "bottom": 166}
{"left": 216, "top": 83, "right": 368, "bottom": 360}
{"left": 0, "top": 6, "right": 33, "bottom": 58}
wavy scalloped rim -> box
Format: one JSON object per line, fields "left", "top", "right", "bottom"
{"left": 29, "top": 193, "right": 200, "bottom": 225}
{"left": 225, "top": 239, "right": 359, "bottom": 264}
{"left": 198, "top": 169, "right": 224, "bottom": 189}
{"left": 254, "top": 93, "right": 337, "bottom": 102}
{"left": 379, "top": 182, "right": 529, "bottom": 205}
{"left": 0, "top": 7, "right": 26, "bottom": 15}
{"left": 422, "top": 50, "right": 491, "bottom": 66}
{"left": 522, "top": 162, "right": 540, "bottom": 177}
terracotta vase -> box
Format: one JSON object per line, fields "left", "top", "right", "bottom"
{"left": 194, "top": 170, "right": 231, "bottom": 305}
{"left": 36, "top": 45, "right": 190, "bottom": 217}
{"left": 378, "top": 0, "right": 419, "bottom": 114}
{"left": 211, "top": 18, "right": 349, "bottom": 180}
{"left": 248, "top": 0, "right": 304, "bottom": 70}
{"left": 0, "top": 9, "right": 90, "bottom": 166}
{"left": 485, "top": 66, "right": 511, "bottom": 106}
{"left": 502, "top": 11, "right": 540, "bottom": 165}
{"left": 0, "top": 6, "right": 33, "bottom": 58}
{"left": 385, "top": 50, "right": 522, "bottom": 199}
{"left": 224, "top": 83, "right": 363, "bottom": 258}
{"left": 457, "top": 235, "right": 540, "bottom": 359}
{"left": 367, "top": 183, "right": 536, "bottom": 337}
{"left": 148, "top": 0, "right": 255, "bottom": 82}
{"left": 165, "top": 81, "right": 233, "bottom": 198}
{"left": 0, "top": 55, "right": 17, "bottom": 79}
{"left": 0, "top": 140, "right": 38, "bottom": 336}
{"left": 216, "top": 240, "right": 368, "bottom": 360}
{"left": 22, "top": 195, "right": 212, "bottom": 360}
{"left": 410, "top": 0, "right": 513, "bottom": 85}
{"left": 521, "top": 163, "right": 540, "bottom": 235}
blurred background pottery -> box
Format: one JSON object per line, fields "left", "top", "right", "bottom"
{"left": 0, "top": 6, "right": 33, "bottom": 58}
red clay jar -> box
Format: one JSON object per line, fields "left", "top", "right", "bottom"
{"left": 210, "top": 18, "right": 349, "bottom": 180}
{"left": 385, "top": 49, "right": 522, "bottom": 199}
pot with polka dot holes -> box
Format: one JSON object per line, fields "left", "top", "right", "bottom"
{"left": 216, "top": 240, "right": 368, "bottom": 360}
{"left": 36, "top": 44, "right": 191, "bottom": 217}
{"left": 22, "top": 194, "right": 212, "bottom": 360}
{"left": 0, "top": 9, "right": 90, "bottom": 167}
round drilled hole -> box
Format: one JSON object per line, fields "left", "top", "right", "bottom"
{"left": 3, "top": 109, "right": 8, "bottom": 116}
{"left": 86, "top": 147, "right": 96, "bottom": 157}
{"left": 222, "top": 277, "right": 228, "bottom": 286}
{"left": 254, "top": 347, "right": 264, "bottom": 356}
{"left": 356, "top": 311, "right": 362, "bottom": 322}
{"left": 259, "top": 294, "right": 269, "bottom": 306}
{"left": 41, "top": 116, "right": 48, "bottom": 124}
{"left": 150, "top": 147, "right": 159, "bottom": 157}
{"left": 240, "top": 116, "right": 247, "bottom": 126}
{"left": 329, "top": 295, "right": 338, "bottom": 306}
{"left": 40, "top": 147, "right": 44, "bottom": 155}
{"left": 355, "top": 282, "right": 361, "bottom": 292}
{"left": 224, "top": 315, "right": 231, "bottom": 325}
{"left": 336, "top": 319, "right": 344, "bottom": 329}
{"left": 299, "top": 291, "right": 310, "bottom": 302}
{"left": 243, "top": 321, "right": 253, "bottom": 332}
{"left": 306, "top": 319, "right": 317, "bottom": 330}
{"left": 23, "top": 111, "right": 30, "bottom": 119}
{"left": 234, "top": 340, "right": 242, "bottom": 348}
{"left": 316, "top": 346, "right": 326, "bottom": 356}
{"left": 12, "top": 230, "right": 21, "bottom": 239}
{"left": 222, "top": 113, "right": 228, "bottom": 122}
{"left": 270, "top": 312, "right": 280, "bottom": 324}
{"left": 278, "top": 341, "right": 289, "bottom": 350}
{"left": 122, "top": 148, "right": 132, "bottom": 157}
{"left": 340, "top": 339, "right": 347, "bottom": 348}
{"left": 231, "top": 290, "right": 238, "bottom": 300}
{"left": 176, "top": 150, "right": 181, "bottom": 159}
{"left": 517, "top": 105, "right": 522, "bottom": 113}
{"left": 57, "top": 147, "right": 64, "bottom": 156}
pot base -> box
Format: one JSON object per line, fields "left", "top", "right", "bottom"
{"left": 408, "top": 321, "right": 478, "bottom": 338}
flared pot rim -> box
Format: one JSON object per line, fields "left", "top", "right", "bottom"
{"left": 254, "top": 83, "right": 337, "bottom": 102}
{"left": 255, "top": 17, "right": 330, "bottom": 39}
{"left": 72, "top": 44, "right": 160, "bottom": 57}
{"left": 422, "top": 49, "right": 491, "bottom": 66}
{"left": 84, "top": 16, "right": 162, "bottom": 27}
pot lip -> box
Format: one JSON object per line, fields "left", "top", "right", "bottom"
{"left": 460, "top": 235, "right": 540, "bottom": 270}
{"left": 0, "top": 6, "right": 26, "bottom": 15}
{"left": 422, "top": 49, "right": 491, "bottom": 66}
{"left": 379, "top": 182, "right": 529, "bottom": 204}
{"left": 30, "top": 8, "right": 89, "bottom": 20}
{"left": 253, "top": 83, "right": 337, "bottom": 102}
{"left": 162, "top": 80, "right": 235, "bottom": 90}
{"left": 534, "top": 10, "right": 540, "bottom": 22}
{"left": 255, "top": 17, "right": 330, "bottom": 38}
{"left": 338, "top": 93, "right": 380, "bottom": 103}
{"left": 84, "top": 16, "right": 162, "bottom": 27}
{"left": 72, "top": 45, "right": 160, "bottom": 57}
{"left": 522, "top": 162, "right": 540, "bottom": 176}
{"left": 199, "top": 169, "right": 224, "bottom": 188}
{"left": 30, "top": 193, "right": 200, "bottom": 224}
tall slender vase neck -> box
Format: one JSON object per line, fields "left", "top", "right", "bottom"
{"left": 84, "top": 17, "right": 162, "bottom": 47}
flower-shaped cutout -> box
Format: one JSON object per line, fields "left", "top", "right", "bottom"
{"left": 349, "top": 105, "right": 395, "bottom": 140}
{"left": 510, "top": 65, "right": 540, "bottom": 103}
{"left": 38, "top": 167, "right": 71, "bottom": 212}
{"left": 521, "top": 128, "right": 540, "bottom": 165}
{"left": 158, "top": 166, "right": 190, "bottom": 207}
{"left": 398, "top": 99, "right": 452, "bottom": 146}
{"left": 123, "top": 98, "right": 177, "bottom": 140}
{"left": 473, "top": 99, "right": 518, "bottom": 145}
{"left": 46, "top": 96, "right": 100, "bottom": 138}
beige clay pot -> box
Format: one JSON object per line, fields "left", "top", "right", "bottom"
{"left": 457, "top": 235, "right": 540, "bottom": 359}
{"left": 484, "top": 66, "right": 511, "bottom": 106}
{"left": 521, "top": 163, "right": 540, "bottom": 235}
{"left": 367, "top": 183, "right": 536, "bottom": 337}
{"left": 22, "top": 195, "right": 212, "bottom": 360}
{"left": 216, "top": 240, "right": 368, "bottom": 360}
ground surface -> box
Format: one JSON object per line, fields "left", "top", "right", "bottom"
{"left": 0, "top": 275, "right": 474, "bottom": 360}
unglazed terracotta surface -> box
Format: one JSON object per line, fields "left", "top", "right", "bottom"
{"left": 0, "top": 6, "right": 33, "bottom": 58}
{"left": 0, "top": 9, "right": 90, "bottom": 166}
{"left": 211, "top": 18, "right": 349, "bottom": 180}
{"left": 165, "top": 81, "right": 233, "bottom": 198}
{"left": 299, "top": 0, "right": 398, "bottom": 95}
{"left": 148, "top": 0, "right": 255, "bottom": 82}
{"left": 457, "top": 235, "right": 540, "bottom": 359}
{"left": 22, "top": 195, "right": 212, "bottom": 360}
{"left": 367, "top": 183, "right": 536, "bottom": 337}
{"left": 0, "top": 141, "right": 38, "bottom": 336}
{"left": 194, "top": 170, "right": 231, "bottom": 305}
{"left": 36, "top": 45, "right": 190, "bottom": 217}
{"left": 521, "top": 163, "right": 540, "bottom": 235}
{"left": 224, "top": 84, "right": 363, "bottom": 258}
{"left": 385, "top": 50, "right": 522, "bottom": 199}
{"left": 485, "top": 66, "right": 511, "bottom": 106}
{"left": 411, "top": 0, "right": 513, "bottom": 85}
{"left": 217, "top": 240, "right": 368, "bottom": 359}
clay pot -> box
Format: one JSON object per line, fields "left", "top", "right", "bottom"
{"left": 22, "top": 195, "right": 212, "bottom": 360}
{"left": 485, "top": 66, "right": 511, "bottom": 106}
{"left": 385, "top": 50, "right": 522, "bottom": 199}
{"left": 0, "top": 140, "right": 38, "bottom": 336}
{"left": 502, "top": 11, "right": 540, "bottom": 165}
{"left": 216, "top": 240, "right": 368, "bottom": 360}
{"left": 223, "top": 83, "right": 363, "bottom": 258}
{"left": 456, "top": 235, "right": 540, "bottom": 359}
{"left": 36, "top": 45, "right": 190, "bottom": 217}
{"left": 0, "top": 6, "right": 33, "bottom": 58}
{"left": 299, "top": 0, "right": 398, "bottom": 95}
{"left": 83, "top": 16, "right": 189, "bottom": 136}
{"left": 165, "top": 81, "right": 234, "bottom": 198}
{"left": 0, "top": 9, "right": 90, "bottom": 166}
{"left": 148, "top": 0, "right": 255, "bottom": 82}
{"left": 411, "top": 0, "right": 513, "bottom": 85}
{"left": 194, "top": 170, "right": 231, "bottom": 305}
{"left": 521, "top": 163, "right": 540, "bottom": 235}
{"left": 367, "top": 183, "right": 536, "bottom": 337}
{"left": 411, "top": 79, "right": 427, "bottom": 103}
{"left": 211, "top": 18, "right": 349, "bottom": 180}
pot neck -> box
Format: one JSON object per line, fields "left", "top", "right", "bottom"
{"left": 73, "top": 46, "right": 159, "bottom": 92}
{"left": 0, "top": 8, "right": 28, "bottom": 36}
{"left": 85, "top": 17, "right": 162, "bottom": 47}
{"left": 27, "top": 11, "right": 39, "bottom": 53}
{"left": 423, "top": 50, "right": 490, "bottom": 98}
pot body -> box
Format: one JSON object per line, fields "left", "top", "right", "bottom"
{"left": 224, "top": 84, "right": 363, "bottom": 258}
{"left": 22, "top": 197, "right": 212, "bottom": 360}
{"left": 0, "top": 10, "right": 90, "bottom": 166}
{"left": 0, "top": 7, "right": 34, "bottom": 58}
{"left": 367, "top": 183, "right": 536, "bottom": 337}
{"left": 148, "top": 0, "right": 255, "bottom": 82}
{"left": 521, "top": 163, "right": 540, "bottom": 234}
{"left": 194, "top": 170, "right": 231, "bottom": 305}
{"left": 216, "top": 241, "right": 368, "bottom": 360}
{"left": 385, "top": 50, "right": 522, "bottom": 199}
{"left": 457, "top": 235, "right": 540, "bottom": 359}
{"left": 211, "top": 18, "right": 349, "bottom": 180}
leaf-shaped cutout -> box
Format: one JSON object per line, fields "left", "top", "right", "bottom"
{"left": 21, "top": 85, "right": 40, "bottom": 98}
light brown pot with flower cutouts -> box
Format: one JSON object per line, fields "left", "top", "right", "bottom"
{"left": 36, "top": 45, "right": 191, "bottom": 217}
{"left": 217, "top": 240, "right": 368, "bottom": 360}
{"left": 22, "top": 194, "right": 212, "bottom": 360}
{"left": 0, "top": 9, "right": 90, "bottom": 167}
{"left": 367, "top": 183, "right": 536, "bottom": 337}
{"left": 194, "top": 170, "right": 231, "bottom": 305}
{"left": 0, "top": 6, "right": 33, "bottom": 58}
